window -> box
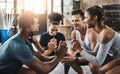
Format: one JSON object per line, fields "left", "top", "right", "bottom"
{"left": 16, "top": 0, "right": 62, "bottom": 14}
{"left": 17, "top": 0, "right": 47, "bottom": 14}
{"left": 0, "top": 0, "right": 14, "bottom": 13}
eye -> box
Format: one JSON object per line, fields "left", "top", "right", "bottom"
{"left": 75, "top": 20, "right": 80, "bottom": 22}
{"left": 71, "top": 20, "right": 74, "bottom": 22}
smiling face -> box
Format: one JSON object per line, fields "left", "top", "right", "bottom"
{"left": 84, "top": 6, "right": 104, "bottom": 29}
{"left": 48, "top": 24, "right": 58, "bottom": 36}
{"left": 84, "top": 11, "right": 96, "bottom": 28}
{"left": 71, "top": 14, "right": 83, "bottom": 30}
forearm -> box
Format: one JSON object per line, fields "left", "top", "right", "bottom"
{"left": 33, "top": 42, "right": 45, "bottom": 53}
{"left": 33, "top": 51, "right": 54, "bottom": 62}
{"left": 43, "top": 56, "right": 63, "bottom": 73}
{"left": 70, "top": 63, "right": 84, "bottom": 74}
{"left": 78, "top": 57, "right": 89, "bottom": 65}
{"left": 42, "top": 49, "right": 53, "bottom": 56}
{"left": 27, "top": 56, "right": 63, "bottom": 74}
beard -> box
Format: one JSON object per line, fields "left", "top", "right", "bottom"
{"left": 29, "top": 32, "right": 35, "bottom": 36}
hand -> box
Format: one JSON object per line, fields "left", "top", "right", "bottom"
{"left": 47, "top": 42, "right": 56, "bottom": 52}
{"left": 71, "top": 39, "right": 82, "bottom": 52}
{"left": 50, "top": 38, "right": 57, "bottom": 48}
{"left": 55, "top": 41, "right": 67, "bottom": 58}
{"left": 32, "top": 36, "right": 39, "bottom": 44}
{"left": 61, "top": 53, "right": 76, "bottom": 64}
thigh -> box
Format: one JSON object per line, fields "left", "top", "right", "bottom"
{"left": 88, "top": 63, "right": 100, "bottom": 74}
{"left": 99, "top": 59, "right": 120, "bottom": 74}
{"left": 106, "top": 65, "right": 120, "bottom": 74}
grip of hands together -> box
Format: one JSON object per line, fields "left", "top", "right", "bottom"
{"left": 55, "top": 41, "right": 67, "bottom": 58}
{"left": 48, "top": 38, "right": 57, "bottom": 52}
{"left": 71, "top": 39, "right": 83, "bottom": 52}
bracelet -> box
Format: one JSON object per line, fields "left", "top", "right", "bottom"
{"left": 75, "top": 56, "right": 80, "bottom": 65}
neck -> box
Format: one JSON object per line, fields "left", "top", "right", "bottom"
{"left": 19, "top": 29, "right": 30, "bottom": 41}
{"left": 93, "top": 23, "right": 102, "bottom": 34}
{"left": 79, "top": 25, "right": 86, "bottom": 36}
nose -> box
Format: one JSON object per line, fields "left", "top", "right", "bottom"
{"left": 37, "top": 23, "right": 40, "bottom": 27}
{"left": 83, "top": 19, "right": 86, "bottom": 23}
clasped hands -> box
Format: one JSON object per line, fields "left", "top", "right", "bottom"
{"left": 61, "top": 39, "right": 83, "bottom": 64}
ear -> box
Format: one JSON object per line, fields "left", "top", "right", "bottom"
{"left": 94, "top": 15, "right": 98, "bottom": 20}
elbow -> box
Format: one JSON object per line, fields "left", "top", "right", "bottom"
{"left": 95, "top": 60, "right": 103, "bottom": 66}
{"left": 41, "top": 65, "right": 52, "bottom": 73}
{"left": 38, "top": 67, "right": 49, "bottom": 74}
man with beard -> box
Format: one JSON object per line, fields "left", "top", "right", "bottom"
{"left": 0, "top": 11, "right": 67, "bottom": 74}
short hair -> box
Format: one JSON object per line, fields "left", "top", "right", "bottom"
{"left": 48, "top": 12, "right": 63, "bottom": 25}
{"left": 17, "top": 11, "right": 37, "bottom": 29}
{"left": 71, "top": 9, "right": 84, "bottom": 19}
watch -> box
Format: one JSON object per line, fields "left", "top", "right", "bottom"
{"left": 75, "top": 56, "right": 80, "bottom": 65}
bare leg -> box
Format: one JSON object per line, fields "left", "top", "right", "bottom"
{"left": 89, "top": 63, "right": 100, "bottom": 74}
{"left": 98, "top": 59, "right": 120, "bottom": 74}
{"left": 106, "top": 65, "right": 120, "bottom": 74}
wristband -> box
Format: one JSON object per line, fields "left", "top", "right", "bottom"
{"left": 75, "top": 56, "right": 80, "bottom": 65}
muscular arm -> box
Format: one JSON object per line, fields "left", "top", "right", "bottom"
{"left": 26, "top": 56, "right": 62, "bottom": 74}
{"left": 27, "top": 41, "right": 67, "bottom": 74}
{"left": 32, "top": 51, "right": 55, "bottom": 62}
{"left": 70, "top": 63, "right": 84, "bottom": 74}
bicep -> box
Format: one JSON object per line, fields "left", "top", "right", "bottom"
{"left": 71, "top": 30, "right": 76, "bottom": 40}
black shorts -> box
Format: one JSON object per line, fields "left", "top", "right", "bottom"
{"left": 102, "top": 54, "right": 115, "bottom": 66}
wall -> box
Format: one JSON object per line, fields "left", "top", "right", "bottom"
{"left": 81, "top": 0, "right": 120, "bottom": 10}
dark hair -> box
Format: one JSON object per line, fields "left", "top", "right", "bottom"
{"left": 48, "top": 12, "right": 63, "bottom": 25}
{"left": 86, "top": 6, "right": 104, "bottom": 25}
{"left": 71, "top": 9, "right": 84, "bottom": 19}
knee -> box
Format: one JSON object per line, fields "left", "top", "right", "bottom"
{"left": 89, "top": 63, "right": 96, "bottom": 71}
{"left": 89, "top": 63, "right": 98, "bottom": 74}
{"left": 98, "top": 68, "right": 104, "bottom": 74}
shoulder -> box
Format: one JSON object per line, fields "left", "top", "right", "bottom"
{"left": 87, "top": 28, "right": 98, "bottom": 41}
{"left": 41, "top": 32, "right": 48, "bottom": 36}
{"left": 100, "top": 27, "right": 115, "bottom": 44}
{"left": 57, "top": 32, "right": 64, "bottom": 36}
{"left": 71, "top": 30, "right": 77, "bottom": 39}
{"left": 57, "top": 32, "right": 65, "bottom": 40}
{"left": 40, "top": 32, "right": 49, "bottom": 38}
